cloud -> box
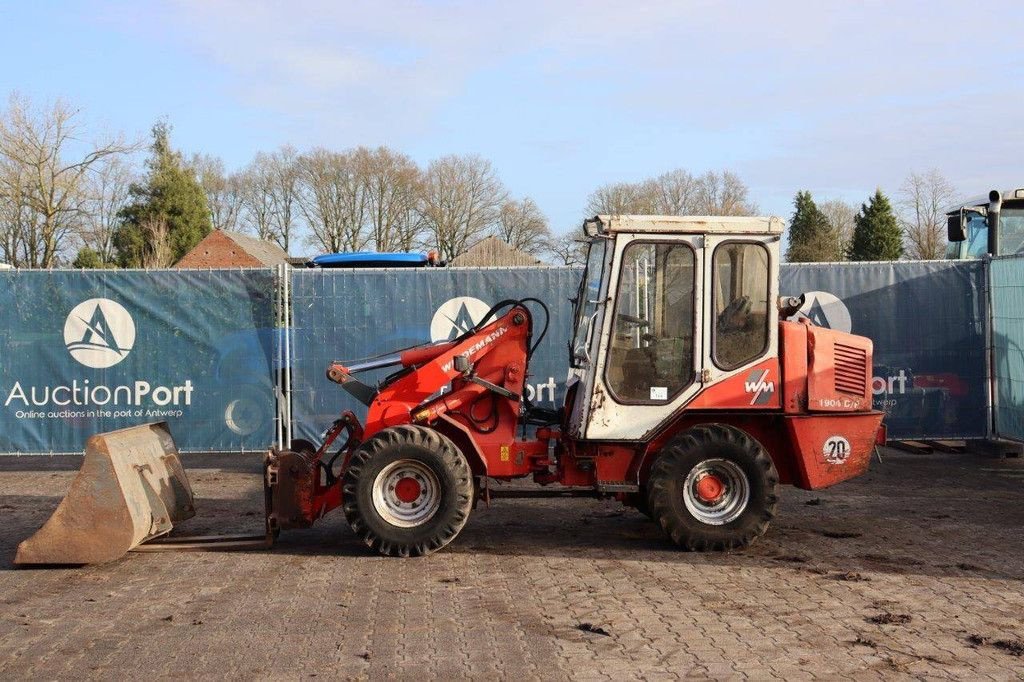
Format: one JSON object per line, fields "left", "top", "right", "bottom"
{"left": 91, "top": 0, "right": 1024, "bottom": 214}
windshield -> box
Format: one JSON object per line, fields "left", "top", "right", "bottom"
{"left": 954, "top": 206, "right": 1024, "bottom": 258}
{"left": 998, "top": 206, "right": 1024, "bottom": 255}
{"left": 570, "top": 239, "right": 606, "bottom": 366}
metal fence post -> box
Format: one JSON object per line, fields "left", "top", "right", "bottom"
{"left": 275, "top": 263, "right": 285, "bottom": 451}
{"left": 283, "top": 263, "right": 293, "bottom": 448}
{"left": 983, "top": 255, "right": 996, "bottom": 440}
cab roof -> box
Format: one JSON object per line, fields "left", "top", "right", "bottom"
{"left": 947, "top": 188, "right": 1024, "bottom": 214}
{"left": 588, "top": 215, "right": 784, "bottom": 236}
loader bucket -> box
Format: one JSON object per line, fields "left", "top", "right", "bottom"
{"left": 15, "top": 422, "right": 195, "bottom": 565}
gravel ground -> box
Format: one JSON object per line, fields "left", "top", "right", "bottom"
{"left": 1, "top": 447, "right": 1023, "bottom": 680}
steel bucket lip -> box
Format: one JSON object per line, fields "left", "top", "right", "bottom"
{"left": 14, "top": 421, "right": 195, "bottom": 566}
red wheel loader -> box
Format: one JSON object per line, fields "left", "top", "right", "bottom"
{"left": 16, "top": 215, "right": 884, "bottom": 564}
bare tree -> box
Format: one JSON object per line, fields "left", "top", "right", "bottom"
{"left": 544, "top": 233, "right": 587, "bottom": 266}
{"left": 192, "top": 153, "right": 242, "bottom": 232}
{"left": 296, "top": 148, "right": 369, "bottom": 253}
{"left": 267, "top": 146, "right": 301, "bottom": 253}
{"left": 585, "top": 168, "right": 754, "bottom": 218}
{"left": 237, "top": 147, "right": 301, "bottom": 252}
{"left": 77, "top": 155, "right": 134, "bottom": 265}
{"left": 419, "top": 155, "right": 507, "bottom": 260}
{"left": 585, "top": 181, "right": 657, "bottom": 216}
{"left": 692, "top": 171, "right": 757, "bottom": 216}
{"left": 0, "top": 161, "right": 38, "bottom": 266}
{"left": 818, "top": 199, "right": 857, "bottom": 257}
{"left": 238, "top": 157, "right": 276, "bottom": 242}
{"left": 0, "top": 94, "right": 133, "bottom": 267}
{"left": 495, "top": 197, "right": 550, "bottom": 254}
{"left": 648, "top": 169, "right": 699, "bottom": 214}
{"left": 899, "top": 170, "right": 956, "bottom": 260}
{"left": 359, "top": 146, "right": 424, "bottom": 251}
{"left": 141, "top": 215, "right": 173, "bottom": 268}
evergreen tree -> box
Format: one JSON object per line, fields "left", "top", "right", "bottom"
{"left": 785, "top": 190, "right": 841, "bottom": 262}
{"left": 72, "top": 247, "right": 105, "bottom": 269}
{"left": 113, "top": 122, "right": 210, "bottom": 266}
{"left": 847, "top": 189, "right": 903, "bottom": 261}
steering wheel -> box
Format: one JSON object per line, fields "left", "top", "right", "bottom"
{"left": 617, "top": 312, "right": 650, "bottom": 327}
{"left": 718, "top": 295, "right": 751, "bottom": 331}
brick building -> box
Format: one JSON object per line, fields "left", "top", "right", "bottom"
{"left": 174, "top": 230, "right": 289, "bottom": 269}
{"left": 449, "top": 236, "right": 544, "bottom": 267}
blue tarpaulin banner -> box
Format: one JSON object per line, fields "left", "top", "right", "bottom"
{"left": 291, "top": 261, "right": 989, "bottom": 443}
{"left": 0, "top": 269, "right": 277, "bottom": 454}
{"left": 289, "top": 267, "right": 580, "bottom": 443}
{"left": 0, "top": 259, "right": 993, "bottom": 454}
{"left": 779, "top": 261, "right": 988, "bottom": 440}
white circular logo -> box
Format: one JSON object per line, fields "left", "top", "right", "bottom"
{"left": 430, "top": 296, "right": 491, "bottom": 342}
{"left": 823, "top": 435, "right": 851, "bottom": 464}
{"left": 63, "top": 298, "right": 136, "bottom": 368}
{"left": 791, "top": 291, "right": 852, "bottom": 333}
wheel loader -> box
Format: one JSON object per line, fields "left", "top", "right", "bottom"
{"left": 16, "top": 215, "right": 884, "bottom": 564}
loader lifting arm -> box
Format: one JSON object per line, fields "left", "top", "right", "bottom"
{"left": 266, "top": 302, "right": 541, "bottom": 532}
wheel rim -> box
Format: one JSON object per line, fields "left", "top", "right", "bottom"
{"left": 371, "top": 459, "right": 441, "bottom": 528}
{"left": 682, "top": 458, "right": 750, "bottom": 526}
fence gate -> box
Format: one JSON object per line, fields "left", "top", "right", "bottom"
{"left": 989, "top": 254, "right": 1024, "bottom": 441}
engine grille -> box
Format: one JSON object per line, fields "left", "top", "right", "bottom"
{"left": 834, "top": 342, "right": 868, "bottom": 396}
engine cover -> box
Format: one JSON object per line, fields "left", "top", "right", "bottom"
{"left": 806, "top": 325, "right": 873, "bottom": 412}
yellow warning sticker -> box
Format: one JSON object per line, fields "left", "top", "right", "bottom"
{"left": 500, "top": 445, "right": 511, "bottom": 462}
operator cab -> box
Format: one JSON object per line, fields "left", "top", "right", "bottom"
{"left": 946, "top": 188, "right": 1024, "bottom": 259}
{"left": 567, "top": 215, "right": 782, "bottom": 441}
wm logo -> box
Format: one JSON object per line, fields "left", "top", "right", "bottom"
{"left": 743, "top": 369, "right": 775, "bottom": 405}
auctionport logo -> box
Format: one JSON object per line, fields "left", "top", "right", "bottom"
{"left": 63, "top": 298, "right": 135, "bottom": 369}
{"left": 430, "top": 296, "right": 490, "bottom": 342}
{"left": 5, "top": 297, "right": 192, "bottom": 418}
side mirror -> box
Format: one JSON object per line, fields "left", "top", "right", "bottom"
{"left": 947, "top": 211, "right": 967, "bottom": 242}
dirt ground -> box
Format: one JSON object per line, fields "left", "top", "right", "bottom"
{"left": 1, "top": 447, "right": 1023, "bottom": 680}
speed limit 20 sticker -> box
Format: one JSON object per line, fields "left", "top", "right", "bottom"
{"left": 823, "top": 435, "right": 851, "bottom": 464}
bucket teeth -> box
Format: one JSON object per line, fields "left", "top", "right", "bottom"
{"left": 14, "top": 422, "right": 195, "bottom": 565}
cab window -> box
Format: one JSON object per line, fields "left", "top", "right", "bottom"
{"left": 605, "top": 242, "right": 695, "bottom": 403}
{"left": 998, "top": 207, "right": 1024, "bottom": 255}
{"left": 965, "top": 214, "right": 989, "bottom": 258}
{"left": 713, "top": 242, "right": 769, "bottom": 369}
{"left": 570, "top": 239, "right": 606, "bottom": 365}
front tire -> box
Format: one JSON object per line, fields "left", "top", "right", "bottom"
{"left": 646, "top": 424, "right": 778, "bottom": 551}
{"left": 342, "top": 425, "right": 473, "bottom": 557}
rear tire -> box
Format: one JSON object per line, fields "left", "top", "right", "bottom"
{"left": 646, "top": 424, "right": 778, "bottom": 551}
{"left": 342, "top": 425, "right": 473, "bottom": 557}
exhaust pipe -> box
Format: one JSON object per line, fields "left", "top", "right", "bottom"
{"left": 988, "top": 190, "right": 1002, "bottom": 255}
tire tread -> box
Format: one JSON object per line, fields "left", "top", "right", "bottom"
{"left": 647, "top": 423, "right": 779, "bottom": 551}
{"left": 342, "top": 425, "right": 473, "bottom": 557}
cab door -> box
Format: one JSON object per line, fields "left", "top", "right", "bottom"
{"left": 691, "top": 235, "right": 780, "bottom": 409}
{"left": 581, "top": 234, "right": 704, "bottom": 441}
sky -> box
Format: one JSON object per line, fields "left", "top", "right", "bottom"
{"left": 1, "top": 1, "right": 1022, "bottom": 238}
